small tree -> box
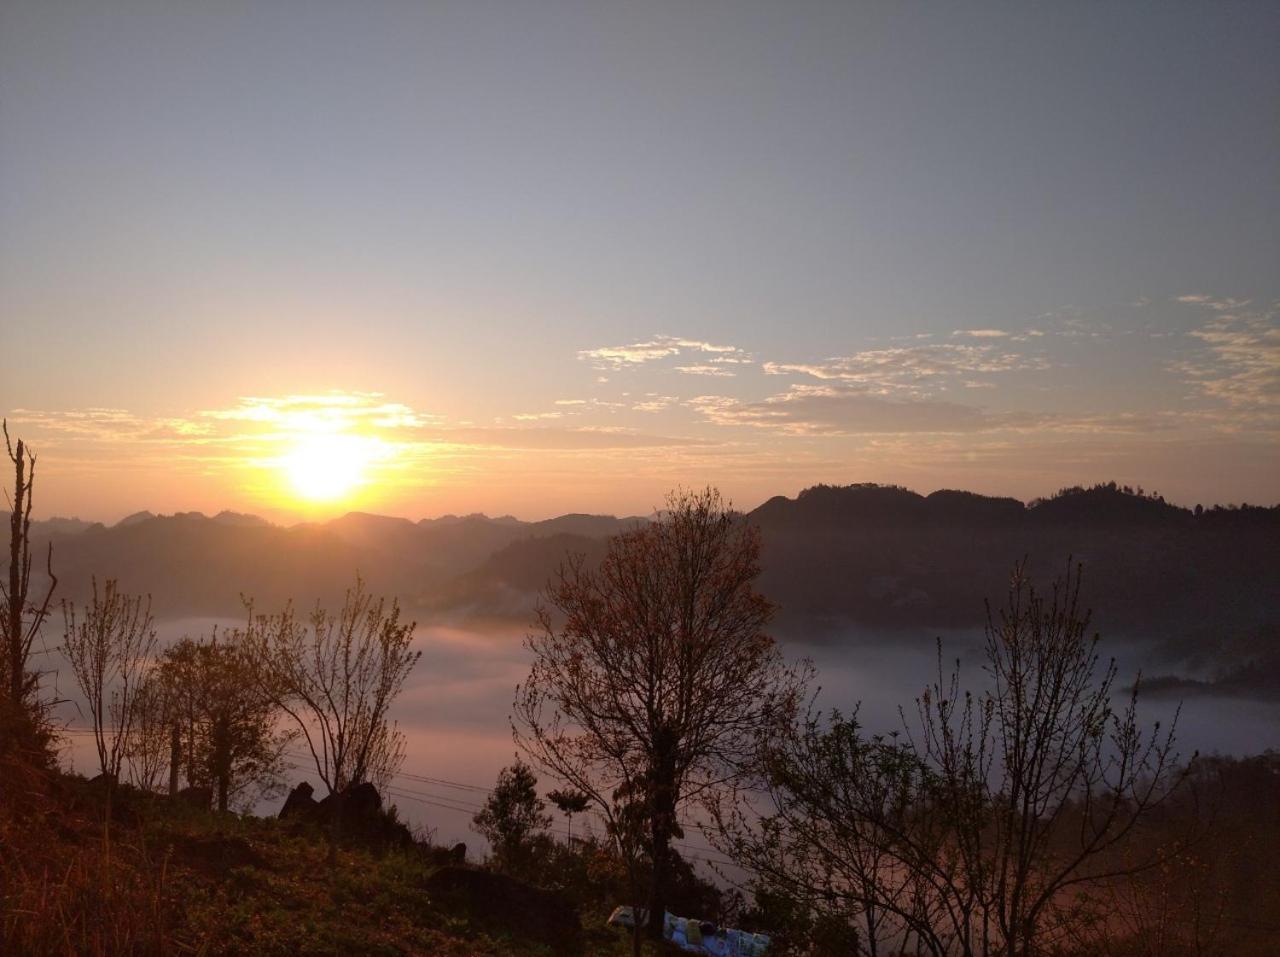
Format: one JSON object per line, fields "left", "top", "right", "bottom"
{"left": 514, "top": 487, "right": 807, "bottom": 944}
{"left": 156, "top": 635, "right": 291, "bottom": 812}
{"left": 909, "top": 561, "right": 1185, "bottom": 954}
{"left": 62, "top": 579, "right": 158, "bottom": 788}
{"left": 472, "top": 760, "right": 552, "bottom": 873}
{"left": 124, "top": 672, "right": 175, "bottom": 792}
{"left": 719, "top": 561, "right": 1187, "bottom": 957}
{"left": 549, "top": 787, "right": 590, "bottom": 845}
{"left": 243, "top": 578, "right": 420, "bottom": 851}
{"left": 715, "top": 708, "right": 935, "bottom": 956}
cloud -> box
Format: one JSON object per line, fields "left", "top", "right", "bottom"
{"left": 762, "top": 344, "right": 1048, "bottom": 392}
{"left": 952, "top": 328, "right": 1009, "bottom": 338}
{"left": 632, "top": 395, "right": 677, "bottom": 413}
{"left": 578, "top": 335, "right": 748, "bottom": 369}
{"left": 1176, "top": 294, "right": 1252, "bottom": 313}
{"left": 440, "top": 427, "right": 712, "bottom": 450}
{"left": 688, "top": 384, "right": 1032, "bottom": 435}
{"left": 1031, "top": 411, "right": 1179, "bottom": 435}
{"left": 1175, "top": 309, "right": 1280, "bottom": 421}
{"left": 201, "top": 393, "right": 437, "bottom": 430}
{"left": 6, "top": 408, "right": 150, "bottom": 440}
{"left": 674, "top": 364, "right": 737, "bottom": 377}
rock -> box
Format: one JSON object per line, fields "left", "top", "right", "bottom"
{"left": 278, "top": 781, "right": 318, "bottom": 820}
{"left": 423, "top": 866, "right": 582, "bottom": 955}
{"left": 175, "top": 785, "right": 212, "bottom": 809}
{"left": 278, "top": 780, "right": 413, "bottom": 848}
{"left": 318, "top": 780, "right": 381, "bottom": 820}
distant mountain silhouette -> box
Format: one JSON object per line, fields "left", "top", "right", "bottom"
{"left": 751, "top": 482, "right": 1277, "bottom": 638}
{"left": 428, "top": 533, "right": 609, "bottom": 617}
{"left": 29, "top": 516, "right": 104, "bottom": 538}
{"left": 14, "top": 483, "right": 1278, "bottom": 681}
{"left": 419, "top": 512, "right": 523, "bottom": 528}
{"left": 30, "top": 513, "right": 373, "bottom": 616}
{"left": 115, "top": 510, "right": 156, "bottom": 527}
{"left": 14, "top": 507, "right": 638, "bottom": 618}
{"left": 211, "top": 510, "right": 270, "bottom": 528}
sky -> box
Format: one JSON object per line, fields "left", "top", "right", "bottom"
{"left": 2, "top": 1, "right": 1277, "bottom": 522}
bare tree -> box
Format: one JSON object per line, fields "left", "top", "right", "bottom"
{"left": 910, "top": 562, "right": 1185, "bottom": 955}
{"left": 242, "top": 577, "right": 420, "bottom": 847}
{"left": 719, "top": 561, "right": 1187, "bottom": 957}
{"left": 2, "top": 421, "right": 57, "bottom": 712}
{"left": 61, "top": 579, "right": 158, "bottom": 786}
{"left": 513, "top": 487, "right": 808, "bottom": 945}
{"left": 124, "top": 673, "right": 174, "bottom": 792}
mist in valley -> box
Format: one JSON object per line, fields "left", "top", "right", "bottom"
{"left": 53, "top": 609, "right": 1280, "bottom": 852}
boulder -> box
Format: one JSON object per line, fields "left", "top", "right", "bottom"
{"left": 277, "top": 780, "right": 413, "bottom": 848}
{"left": 278, "top": 781, "right": 318, "bottom": 820}
{"left": 317, "top": 780, "right": 380, "bottom": 820}
{"left": 175, "top": 785, "right": 212, "bottom": 809}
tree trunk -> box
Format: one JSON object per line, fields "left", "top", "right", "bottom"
{"left": 212, "top": 714, "right": 231, "bottom": 812}
{"left": 328, "top": 787, "right": 343, "bottom": 867}
{"left": 646, "top": 737, "right": 680, "bottom": 941}
{"left": 646, "top": 822, "right": 669, "bottom": 940}
{"left": 168, "top": 724, "right": 181, "bottom": 796}
{"left": 6, "top": 439, "right": 25, "bottom": 704}
{"left": 646, "top": 760, "right": 678, "bottom": 940}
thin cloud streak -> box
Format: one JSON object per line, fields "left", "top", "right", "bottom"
{"left": 577, "top": 335, "right": 748, "bottom": 369}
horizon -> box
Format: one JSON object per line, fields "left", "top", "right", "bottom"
{"left": 29, "top": 476, "right": 1278, "bottom": 530}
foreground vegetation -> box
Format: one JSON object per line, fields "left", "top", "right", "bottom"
{"left": 0, "top": 767, "right": 675, "bottom": 956}
{"left": 4, "top": 729, "right": 1277, "bottom": 955}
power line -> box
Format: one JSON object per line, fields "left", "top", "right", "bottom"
{"left": 61, "top": 727, "right": 738, "bottom": 868}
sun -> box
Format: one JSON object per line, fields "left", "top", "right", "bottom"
{"left": 280, "top": 432, "right": 379, "bottom": 503}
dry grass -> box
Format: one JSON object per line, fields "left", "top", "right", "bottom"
{"left": 0, "top": 832, "right": 173, "bottom": 955}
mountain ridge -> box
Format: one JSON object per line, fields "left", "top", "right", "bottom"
{"left": 11, "top": 483, "right": 1276, "bottom": 657}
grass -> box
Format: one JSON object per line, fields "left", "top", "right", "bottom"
{"left": 1, "top": 774, "right": 680, "bottom": 956}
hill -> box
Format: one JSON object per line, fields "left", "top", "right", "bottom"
{"left": 750, "top": 482, "right": 1279, "bottom": 637}
{"left": 16, "top": 509, "right": 637, "bottom": 617}
{"left": 16, "top": 482, "right": 1279, "bottom": 651}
